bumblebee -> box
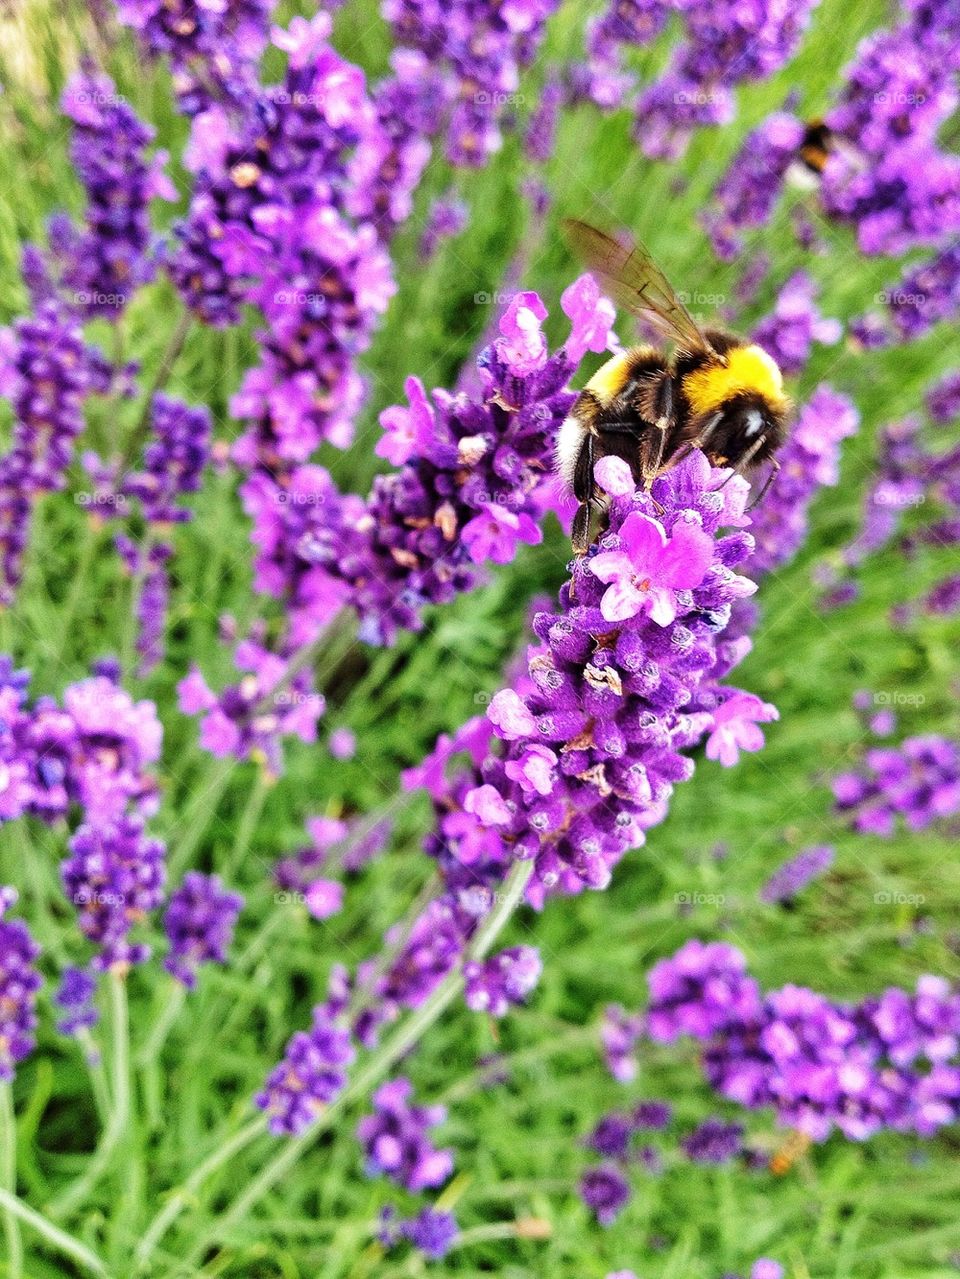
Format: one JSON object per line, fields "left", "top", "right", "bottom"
{"left": 769, "top": 1128, "right": 812, "bottom": 1175}
{"left": 798, "top": 118, "right": 833, "bottom": 175}
{"left": 558, "top": 219, "right": 790, "bottom": 552}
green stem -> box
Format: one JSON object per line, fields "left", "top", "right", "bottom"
{"left": 0, "top": 1188, "right": 107, "bottom": 1277}
{"left": 119, "top": 311, "right": 193, "bottom": 475}
{"left": 222, "top": 767, "right": 270, "bottom": 881}
{"left": 136, "top": 980, "right": 186, "bottom": 1068}
{"left": 167, "top": 757, "right": 235, "bottom": 880}
{"left": 133, "top": 1116, "right": 267, "bottom": 1270}
{"left": 49, "top": 972, "right": 130, "bottom": 1218}
{"left": 76, "top": 1031, "right": 112, "bottom": 1125}
{"left": 60, "top": 519, "right": 102, "bottom": 643}
{"left": 173, "top": 860, "right": 535, "bottom": 1273}
{"left": 0, "top": 1084, "right": 23, "bottom": 1279}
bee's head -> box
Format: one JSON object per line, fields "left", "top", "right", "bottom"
{"left": 703, "top": 392, "right": 788, "bottom": 467}
{"left": 681, "top": 341, "right": 790, "bottom": 465}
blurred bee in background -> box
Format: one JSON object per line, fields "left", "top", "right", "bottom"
{"left": 769, "top": 1128, "right": 812, "bottom": 1175}
{"left": 558, "top": 219, "right": 791, "bottom": 552}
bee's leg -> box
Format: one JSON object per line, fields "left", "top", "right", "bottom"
{"left": 667, "top": 410, "right": 723, "bottom": 472}
{"left": 645, "top": 376, "right": 675, "bottom": 483}
{"left": 746, "top": 455, "right": 780, "bottom": 510}
{"left": 571, "top": 433, "right": 596, "bottom": 555}
{"left": 712, "top": 435, "right": 766, "bottom": 492}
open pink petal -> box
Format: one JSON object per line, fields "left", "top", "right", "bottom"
{"left": 646, "top": 586, "right": 679, "bottom": 627}
{"left": 589, "top": 550, "right": 633, "bottom": 585}
{"left": 600, "top": 579, "right": 644, "bottom": 622}
{"left": 659, "top": 521, "right": 714, "bottom": 589}
{"left": 618, "top": 511, "right": 668, "bottom": 574}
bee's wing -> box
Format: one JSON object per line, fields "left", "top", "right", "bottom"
{"left": 563, "top": 218, "right": 715, "bottom": 353}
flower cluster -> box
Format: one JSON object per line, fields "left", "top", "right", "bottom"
{"left": 820, "top": 9, "right": 960, "bottom": 256}
{"left": 0, "top": 304, "right": 102, "bottom": 604}
{"left": 832, "top": 736, "right": 960, "bottom": 836}
{"left": 759, "top": 844, "right": 835, "bottom": 904}
{"left": 634, "top": 0, "right": 820, "bottom": 160}
{"left": 751, "top": 273, "right": 842, "bottom": 377}
{"left": 745, "top": 384, "right": 859, "bottom": 577}
{"left": 703, "top": 112, "right": 806, "bottom": 260}
{"left": 383, "top": 0, "right": 561, "bottom": 167}
{"left": 357, "top": 1077, "right": 453, "bottom": 1191}
{"left": 60, "top": 66, "right": 174, "bottom": 318}
{"left": 54, "top": 966, "right": 99, "bottom": 1037}
{"left": 648, "top": 940, "right": 960, "bottom": 1141}
{"left": 241, "top": 283, "right": 606, "bottom": 650}
{"left": 0, "top": 888, "right": 42, "bottom": 1081}
{"left": 177, "top": 633, "right": 325, "bottom": 773}
{"left": 256, "top": 967, "right": 355, "bottom": 1134}
{"left": 380, "top": 450, "right": 766, "bottom": 1028}
{"left": 115, "top": 0, "right": 275, "bottom": 113}
{"left": 0, "top": 663, "right": 163, "bottom": 827}
{"left": 463, "top": 945, "right": 542, "bottom": 1015}
{"left": 379, "top": 1205, "right": 459, "bottom": 1261}
{"left": 62, "top": 816, "right": 167, "bottom": 971}
{"left": 163, "top": 872, "right": 244, "bottom": 988}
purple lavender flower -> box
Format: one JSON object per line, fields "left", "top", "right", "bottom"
{"left": 682, "top": 1117, "right": 744, "bottom": 1164}
{"left": 587, "top": 1112, "right": 634, "bottom": 1159}
{"left": 115, "top": 0, "right": 274, "bottom": 112}
{"left": 760, "top": 845, "right": 835, "bottom": 905}
{"left": 240, "top": 284, "right": 606, "bottom": 648}
{"left": 647, "top": 940, "right": 763, "bottom": 1042}
{"left": 747, "top": 384, "right": 859, "bottom": 577}
{"left": 463, "top": 945, "right": 542, "bottom": 1016}
{"left": 125, "top": 395, "right": 212, "bottom": 524}
{"left": 163, "top": 872, "right": 244, "bottom": 988}
{"left": 62, "top": 816, "right": 167, "bottom": 970}
{"left": 419, "top": 193, "right": 468, "bottom": 260}
{"left": 927, "top": 370, "right": 960, "bottom": 425}
{"left": 256, "top": 994, "right": 355, "bottom": 1135}
{"left": 633, "top": 1099, "right": 672, "bottom": 1129}
{"left": 751, "top": 273, "right": 842, "bottom": 377}
{"left": 833, "top": 736, "right": 960, "bottom": 835}
{"left": 356, "top": 1077, "right": 453, "bottom": 1191}
{"left": 400, "top": 1208, "right": 458, "bottom": 1260}
{"left": 54, "top": 966, "right": 99, "bottom": 1036}
{"left": 579, "top": 1162, "right": 630, "bottom": 1225}
{"left": 383, "top": 0, "right": 560, "bottom": 168}
{"left": 60, "top": 66, "right": 174, "bottom": 318}
{"left": 177, "top": 637, "right": 325, "bottom": 774}
{"left": 0, "top": 303, "right": 98, "bottom": 603}
{"left": 650, "top": 943, "right": 960, "bottom": 1141}
{"left": 0, "top": 888, "right": 42, "bottom": 1080}
{"left": 888, "top": 243, "right": 960, "bottom": 342}
{"left": 704, "top": 112, "right": 806, "bottom": 260}
{"left": 601, "top": 1004, "right": 645, "bottom": 1083}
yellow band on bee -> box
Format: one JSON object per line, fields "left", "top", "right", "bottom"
{"left": 584, "top": 346, "right": 657, "bottom": 405}
{"left": 682, "top": 345, "right": 787, "bottom": 416}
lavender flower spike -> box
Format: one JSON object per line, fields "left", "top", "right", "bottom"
{"left": 163, "top": 872, "right": 244, "bottom": 988}
{"left": 356, "top": 1077, "right": 453, "bottom": 1191}
{"left": 0, "top": 887, "right": 42, "bottom": 1080}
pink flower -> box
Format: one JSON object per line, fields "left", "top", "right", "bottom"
{"left": 305, "top": 878, "right": 344, "bottom": 920}
{"left": 706, "top": 693, "right": 779, "bottom": 766}
{"left": 376, "top": 376, "right": 436, "bottom": 465}
{"left": 561, "top": 273, "right": 616, "bottom": 362}
{"left": 271, "top": 13, "right": 333, "bottom": 68}
{"left": 487, "top": 689, "right": 536, "bottom": 740}
{"left": 463, "top": 784, "right": 512, "bottom": 826}
{"left": 504, "top": 745, "right": 558, "bottom": 795}
{"left": 461, "top": 505, "right": 542, "bottom": 564}
{"left": 594, "top": 456, "right": 634, "bottom": 496}
{"left": 589, "top": 512, "right": 714, "bottom": 625}
{"left": 496, "top": 292, "right": 548, "bottom": 375}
